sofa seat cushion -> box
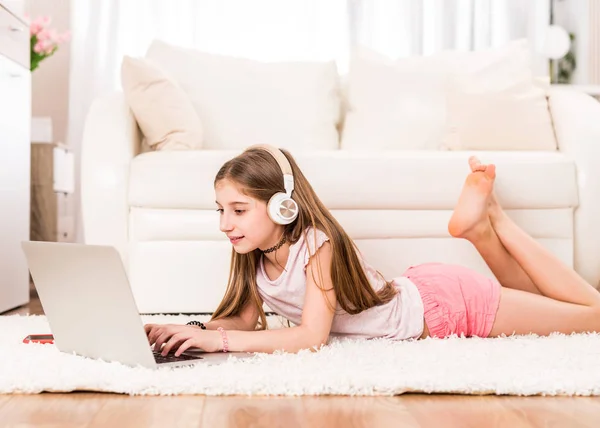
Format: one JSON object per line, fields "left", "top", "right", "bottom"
{"left": 129, "top": 150, "right": 578, "bottom": 210}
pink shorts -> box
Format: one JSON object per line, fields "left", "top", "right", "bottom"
{"left": 403, "top": 263, "right": 501, "bottom": 338}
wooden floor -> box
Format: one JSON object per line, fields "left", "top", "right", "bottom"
{"left": 3, "top": 293, "right": 600, "bottom": 428}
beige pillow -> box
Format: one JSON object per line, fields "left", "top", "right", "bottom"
{"left": 341, "top": 48, "right": 450, "bottom": 150}
{"left": 121, "top": 56, "right": 203, "bottom": 150}
{"left": 440, "top": 40, "right": 557, "bottom": 151}
{"left": 442, "top": 86, "right": 558, "bottom": 151}
{"left": 145, "top": 40, "right": 340, "bottom": 150}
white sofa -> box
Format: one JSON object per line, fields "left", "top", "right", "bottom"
{"left": 81, "top": 42, "right": 600, "bottom": 314}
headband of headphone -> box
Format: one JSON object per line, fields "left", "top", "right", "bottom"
{"left": 246, "top": 144, "right": 294, "bottom": 196}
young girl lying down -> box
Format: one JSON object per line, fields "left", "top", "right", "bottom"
{"left": 145, "top": 144, "right": 600, "bottom": 356}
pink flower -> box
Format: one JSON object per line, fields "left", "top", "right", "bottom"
{"left": 36, "top": 29, "right": 50, "bottom": 41}
{"left": 29, "top": 14, "right": 69, "bottom": 70}
{"left": 30, "top": 16, "right": 53, "bottom": 36}
{"left": 33, "top": 40, "right": 45, "bottom": 53}
{"left": 30, "top": 21, "right": 42, "bottom": 36}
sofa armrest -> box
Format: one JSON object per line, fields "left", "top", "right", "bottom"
{"left": 81, "top": 92, "right": 142, "bottom": 268}
{"left": 549, "top": 87, "right": 600, "bottom": 288}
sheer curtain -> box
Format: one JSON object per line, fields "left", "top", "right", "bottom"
{"left": 351, "top": 0, "right": 550, "bottom": 74}
{"left": 68, "top": 0, "right": 550, "bottom": 242}
{"left": 116, "top": 1, "right": 349, "bottom": 60}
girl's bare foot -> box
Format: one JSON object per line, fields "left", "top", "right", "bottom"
{"left": 448, "top": 157, "right": 496, "bottom": 241}
{"left": 467, "top": 156, "right": 504, "bottom": 222}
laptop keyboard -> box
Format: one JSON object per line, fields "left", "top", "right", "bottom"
{"left": 153, "top": 350, "right": 203, "bottom": 364}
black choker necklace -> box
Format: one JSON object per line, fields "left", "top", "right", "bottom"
{"left": 263, "top": 235, "right": 286, "bottom": 254}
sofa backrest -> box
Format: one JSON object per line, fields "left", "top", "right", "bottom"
{"left": 132, "top": 38, "right": 557, "bottom": 153}
{"left": 340, "top": 40, "right": 557, "bottom": 152}
{"left": 145, "top": 40, "right": 342, "bottom": 151}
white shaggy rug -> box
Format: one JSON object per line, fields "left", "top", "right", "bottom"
{"left": 2, "top": 314, "right": 600, "bottom": 397}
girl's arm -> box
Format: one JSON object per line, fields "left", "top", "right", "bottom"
{"left": 200, "top": 296, "right": 261, "bottom": 332}
{"left": 220, "top": 241, "right": 337, "bottom": 354}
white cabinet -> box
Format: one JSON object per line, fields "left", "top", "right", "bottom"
{"left": 0, "top": 2, "right": 30, "bottom": 313}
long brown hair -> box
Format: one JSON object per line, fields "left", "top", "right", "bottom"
{"left": 210, "top": 147, "right": 397, "bottom": 330}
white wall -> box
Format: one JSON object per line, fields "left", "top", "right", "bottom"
{"left": 26, "top": 0, "right": 71, "bottom": 143}
{"left": 24, "top": 0, "right": 75, "bottom": 241}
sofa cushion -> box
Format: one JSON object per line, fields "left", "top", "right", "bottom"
{"left": 126, "top": 206, "right": 574, "bottom": 313}
{"left": 128, "top": 150, "right": 578, "bottom": 210}
{"left": 440, "top": 40, "right": 557, "bottom": 151}
{"left": 341, "top": 41, "right": 557, "bottom": 151}
{"left": 130, "top": 207, "right": 574, "bottom": 242}
{"left": 341, "top": 51, "right": 448, "bottom": 150}
{"left": 121, "top": 56, "right": 204, "bottom": 151}
{"left": 144, "top": 40, "right": 341, "bottom": 151}
{"left": 442, "top": 86, "right": 558, "bottom": 151}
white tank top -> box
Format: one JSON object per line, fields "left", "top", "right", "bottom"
{"left": 255, "top": 227, "right": 425, "bottom": 340}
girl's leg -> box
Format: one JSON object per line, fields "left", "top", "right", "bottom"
{"left": 448, "top": 160, "right": 541, "bottom": 294}
{"left": 488, "top": 287, "right": 600, "bottom": 337}
{"left": 472, "top": 156, "right": 600, "bottom": 307}
{"left": 489, "top": 202, "right": 600, "bottom": 307}
{"left": 449, "top": 157, "right": 600, "bottom": 336}
{"left": 487, "top": 211, "right": 600, "bottom": 335}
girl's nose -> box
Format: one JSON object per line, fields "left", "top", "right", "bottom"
{"left": 219, "top": 215, "right": 233, "bottom": 233}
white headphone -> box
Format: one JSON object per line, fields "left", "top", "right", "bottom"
{"left": 247, "top": 144, "right": 299, "bottom": 225}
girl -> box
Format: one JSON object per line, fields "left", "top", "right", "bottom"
{"left": 145, "top": 145, "right": 600, "bottom": 357}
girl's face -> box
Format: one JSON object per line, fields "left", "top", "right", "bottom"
{"left": 215, "top": 179, "right": 282, "bottom": 254}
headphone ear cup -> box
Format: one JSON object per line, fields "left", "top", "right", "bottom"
{"left": 268, "top": 192, "right": 299, "bottom": 225}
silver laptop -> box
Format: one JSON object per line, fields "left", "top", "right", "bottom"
{"left": 21, "top": 241, "right": 252, "bottom": 368}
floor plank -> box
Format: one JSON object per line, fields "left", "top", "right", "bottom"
{"left": 300, "top": 396, "right": 421, "bottom": 428}
{"left": 399, "top": 395, "right": 533, "bottom": 428}
{"left": 90, "top": 394, "right": 205, "bottom": 428}
{"left": 3, "top": 393, "right": 600, "bottom": 428}
{"left": 200, "top": 396, "right": 421, "bottom": 428}
{"left": 0, "top": 395, "right": 12, "bottom": 413}
{"left": 0, "top": 393, "right": 110, "bottom": 428}
{"left": 502, "top": 395, "right": 600, "bottom": 428}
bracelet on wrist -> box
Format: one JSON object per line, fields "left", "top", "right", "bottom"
{"left": 217, "top": 327, "right": 229, "bottom": 353}
{"left": 186, "top": 320, "right": 206, "bottom": 330}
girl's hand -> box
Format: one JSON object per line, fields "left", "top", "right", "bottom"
{"left": 144, "top": 323, "right": 221, "bottom": 356}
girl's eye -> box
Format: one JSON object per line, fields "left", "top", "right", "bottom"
{"left": 215, "top": 209, "right": 244, "bottom": 215}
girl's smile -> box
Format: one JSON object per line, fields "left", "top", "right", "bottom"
{"left": 228, "top": 236, "right": 244, "bottom": 245}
